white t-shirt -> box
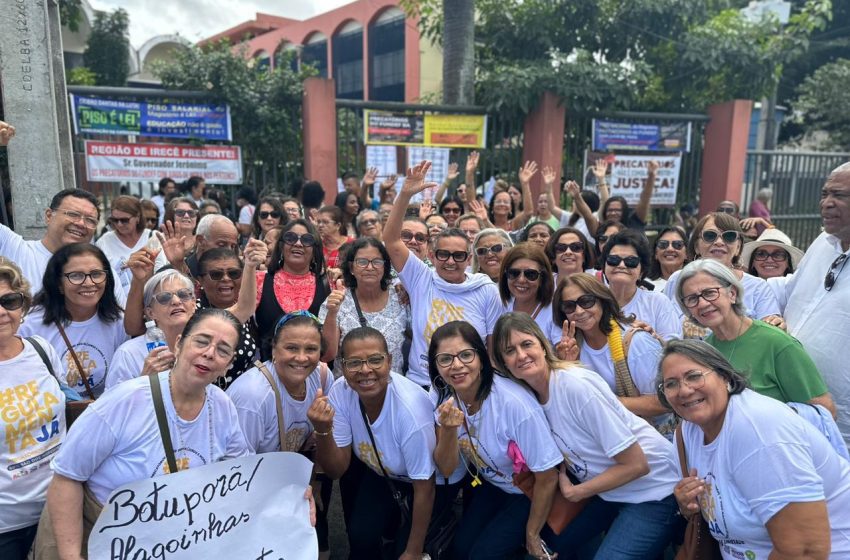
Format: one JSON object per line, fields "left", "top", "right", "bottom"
{"left": 238, "top": 204, "right": 255, "bottom": 225}
{"left": 621, "top": 288, "right": 682, "bottom": 341}
{"left": 398, "top": 251, "right": 503, "bottom": 386}
{"left": 150, "top": 194, "right": 166, "bottom": 226}
{"left": 505, "top": 299, "right": 561, "bottom": 346}
{"left": 664, "top": 269, "right": 780, "bottom": 321}
{"left": 96, "top": 229, "right": 167, "bottom": 293}
{"left": 451, "top": 375, "right": 562, "bottom": 494}
{"left": 329, "top": 372, "right": 435, "bottom": 482}
{"left": 681, "top": 389, "right": 850, "bottom": 558}
{"left": 0, "top": 336, "right": 66, "bottom": 531}
{"left": 227, "top": 361, "right": 332, "bottom": 453}
{"left": 542, "top": 367, "right": 678, "bottom": 503}
{"left": 51, "top": 370, "right": 251, "bottom": 504}
{"left": 558, "top": 212, "right": 591, "bottom": 242}
{"left": 20, "top": 308, "right": 129, "bottom": 398}
{"left": 579, "top": 329, "right": 676, "bottom": 439}
{"left": 105, "top": 335, "right": 161, "bottom": 391}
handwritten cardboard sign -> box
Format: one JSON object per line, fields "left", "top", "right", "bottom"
{"left": 89, "top": 452, "right": 317, "bottom": 560}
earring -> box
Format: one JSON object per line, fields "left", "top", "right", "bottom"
{"left": 726, "top": 382, "right": 733, "bottom": 393}
{"left": 19, "top": 316, "right": 24, "bottom": 324}
{"left": 432, "top": 375, "right": 448, "bottom": 391}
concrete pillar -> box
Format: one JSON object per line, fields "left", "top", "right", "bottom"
{"left": 302, "top": 77, "right": 338, "bottom": 204}
{"left": 0, "top": 0, "right": 76, "bottom": 238}
{"left": 522, "top": 92, "right": 566, "bottom": 197}
{"left": 699, "top": 99, "right": 753, "bottom": 217}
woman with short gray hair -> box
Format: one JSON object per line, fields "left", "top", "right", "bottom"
{"left": 472, "top": 228, "right": 513, "bottom": 282}
{"left": 674, "top": 259, "right": 835, "bottom": 414}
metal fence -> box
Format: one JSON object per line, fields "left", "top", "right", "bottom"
{"left": 564, "top": 111, "right": 709, "bottom": 226}
{"left": 743, "top": 150, "right": 850, "bottom": 249}
{"left": 336, "top": 99, "right": 526, "bottom": 189}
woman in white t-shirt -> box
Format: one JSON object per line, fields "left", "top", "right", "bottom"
{"left": 544, "top": 227, "right": 596, "bottom": 284}
{"left": 498, "top": 244, "right": 560, "bottom": 346}
{"left": 428, "top": 321, "right": 562, "bottom": 560}
{"left": 96, "top": 195, "right": 159, "bottom": 291}
{"left": 227, "top": 311, "right": 333, "bottom": 557}
{"left": 308, "top": 327, "right": 438, "bottom": 560}
{"left": 493, "top": 312, "right": 681, "bottom": 558}
{"left": 0, "top": 258, "right": 67, "bottom": 560}
{"left": 553, "top": 273, "right": 676, "bottom": 439}
{"left": 600, "top": 229, "right": 682, "bottom": 341}
{"left": 20, "top": 244, "right": 128, "bottom": 399}
{"left": 659, "top": 340, "right": 850, "bottom": 559}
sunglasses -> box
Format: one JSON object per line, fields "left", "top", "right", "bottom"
{"left": 717, "top": 207, "right": 737, "bottom": 214}
{"left": 0, "top": 292, "right": 25, "bottom": 311}
{"left": 174, "top": 209, "right": 197, "bottom": 218}
{"left": 656, "top": 239, "right": 685, "bottom": 250}
{"left": 506, "top": 268, "right": 542, "bottom": 281}
{"left": 282, "top": 232, "right": 316, "bottom": 247}
{"left": 605, "top": 255, "right": 640, "bottom": 268}
{"left": 554, "top": 242, "right": 584, "bottom": 254}
{"left": 202, "top": 268, "right": 242, "bottom": 281}
{"left": 701, "top": 230, "right": 739, "bottom": 244}
{"left": 434, "top": 250, "right": 469, "bottom": 263}
{"left": 559, "top": 294, "right": 597, "bottom": 315}
{"left": 442, "top": 207, "right": 461, "bottom": 214}
{"left": 109, "top": 216, "right": 132, "bottom": 225}
{"left": 752, "top": 249, "right": 788, "bottom": 262}
{"left": 824, "top": 254, "right": 848, "bottom": 291}
{"left": 359, "top": 219, "right": 379, "bottom": 227}
{"left": 152, "top": 288, "right": 195, "bottom": 305}
{"left": 259, "top": 211, "right": 281, "bottom": 220}
{"left": 597, "top": 235, "right": 610, "bottom": 244}
{"left": 401, "top": 231, "right": 428, "bottom": 244}
{"left": 475, "top": 244, "right": 504, "bottom": 257}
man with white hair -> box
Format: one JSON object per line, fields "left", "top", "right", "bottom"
{"left": 162, "top": 213, "right": 239, "bottom": 279}
{"left": 781, "top": 163, "right": 850, "bottom": 444}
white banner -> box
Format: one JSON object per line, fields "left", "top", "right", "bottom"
{"left": 89, "top": 452, "right": 317, "bottom": 560}
{"left": 84, "top": 140, "right": 243, "bottom": 184}
{"left": 608, "top": 154, "right": 682, "bottom": 207}
{"left": 365, "top": 145, "right": 398, "bottom": 180}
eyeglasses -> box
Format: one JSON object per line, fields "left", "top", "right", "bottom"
{"left": 185, "top": 334, "right": 235, "bottom": 360}
{"left": 605, "top": 255, "right": 640, "bottom": 269}
{"left": 716, "top": 207, "right": 737, "bottom": 215}
{"left": 681, "top": 286, "right": 724, "bottom": 308}
{"left": 554, "top": 242, "right": 584, "bottom": 255}
{"left": 435, "top": 250, "right": 469, "bottom": 262}
{"left": 202, "top": 268, "right": 242, "bottom": 281}
{"left": 63, "top": 270, "right": 108, "bottom": 285}
{"left": 174, "top": 209, "right": 197, "bottom": 218}
{"left": 354, "top": 257, "right": 385, "bottom": 269}
{"left": 434, "top": 348, "right": 477, "bottom": 368}
{"left": 274, "top": 310, "right": 322, "bottom": 336}
{"left": 701, "top": 230, "right": 739, "bottom": 245}
{"left": 359, "top": 219, "right": 379, "bottom": 227}
{"left": 259, "top": 211, "right": 281, "bottom": 220}
{"left": 656, "top": 239, "right": 685, "bottom": 250}
{"left": 659, "top": 370, "right": 710, "bottom": 395}
{"left": 506, "top": 268, "right": 542, "bottom": 282}
{"left": 442, "top": 207, "right": 461, "bottom": 214}
{"left": 108, "top": 216, "right": 132, "bottom": 226}
{"left": 824, "top": 254, "right": 848, "bottom": 291}
{"left": 0, "top": 293, "right": 25, "bottom": 311}
{"left": 145, "top": 217, "right": 158, "bottom": 226}
{"left": 752, "top": 249, "right": 788, "bottom": 262}
{"left": 475, "top": 244, "right": 504, "bottom": 257}
{"left": 152, "top": 288, "right": 195, "bottom": 305}
{"left": 342, "top": 353, "right": 387, "bottom": 371}
{"left": 401, "top": 231, "right": 428, "bottom": 244}
{"left": 559, "top": 294, "right": 597, "bottom": 315}
{"left": 282, "top": 232, "right": 316, "bottom": 247}
{"left": 597, "top": 235, "right": 609, "bottom": 244}
{"left": 57, "top": 209, "right": 98, "bottom": 229}
{"left": 316, "top": 219, "right": 337, "bottom": 227}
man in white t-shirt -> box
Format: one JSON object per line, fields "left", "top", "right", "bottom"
{"left": 385, "top": 161, "right": 503, "bottom": 386}
{"left": 781, "top": 162, "right": 850, "bottom": 445}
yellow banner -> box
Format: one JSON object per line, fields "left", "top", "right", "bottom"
{"left": 424, "top": 114, "right": 487, "bottom": 148}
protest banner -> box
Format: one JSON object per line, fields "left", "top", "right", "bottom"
{"left": 607, "top": 154, "right": 682, "bottom": 207}
{"left": 89, "top": 452, "right": 317, "bottom": 560}
{"left": 71, "top": 95, "right": 232, "bottom": 141}
{"left": 84, "top": 141, "right": 243, "bottom": 184}
{"left": 365, "top": 111, "right": 487, "bottom": 148}
{"left": 423, "top": 114, "right": 487, "bottom": 149}
{"left": 364, "top": 111, "right": 425, "bottom": 146}
{"left": 365, "top": 145, "right": 398, "bottom": 179}
{"left": 592, "top": 119, "right": 691, "bottom": 152}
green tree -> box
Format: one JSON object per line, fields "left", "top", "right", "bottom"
{"left": 153, "top": 42, "right": 315, "bottom": 185}
{"left": 793, "top": 58, "right": 850, "bottom": 149}
{"left": 84, "top": 8, "right": 130, "bottom": 86}
{"left": 66, "top": 67, "right": 97, "bottom": 86}
{"left": 58, "top": 0, "right": 82, "bottom": 32}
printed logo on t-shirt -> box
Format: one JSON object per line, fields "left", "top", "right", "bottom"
{"left": 551, "top": 432, "right": 588, "bottom": 480}
{"left": 150, "top": 446, "right": 209, "bottom": 476}
{"left": 62, "top": 342, "right": 107, "bottom": 392}
{"left": 458, "top": 434, "right": 506, "bottom": 481}
{"left": 357, "top": 441, "right": 389, "bottom": 476}
{"left": 423, "top": 299, "right": 465, "bottom": 342}
{"left": 1, "top": 380, "right": 63, "bottom": 477}
{"left": 282, "top": 425, "right": 308, "bottom": 452}
{"left": 700, "top": 472, "right": 728, "bottom": 539}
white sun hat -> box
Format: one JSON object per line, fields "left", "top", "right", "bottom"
{"left": 741, "top": 228, "right": 804, "bottom": 270}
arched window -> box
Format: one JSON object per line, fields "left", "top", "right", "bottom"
{"left": 369, "top": 8, "right": 405, "bottom": 101}
{"left": 332, "top": 21, "right": 363, "bottom": 99}
{"left": 301, "top": 33, "right": 328, "bottom": 78}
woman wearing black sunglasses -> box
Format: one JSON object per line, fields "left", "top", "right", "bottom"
{"left": 553, "top": 273, "right": 676, "bottom": 439}
{"left": 545, "top": 226, "right": 596, "bottom": 282}
{"left": 498, "top": 244, "right": 560, "bottom": 345}
{"left": 647, "top": 226, "right": 688, "bottom": 291}
{"left": 0, "top": 257, "right": 67, "bottom": 560}
{"left": 250, "top": 196, "right": 287, "bottom": 240}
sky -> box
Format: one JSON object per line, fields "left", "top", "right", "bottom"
{"left": 88, "top": 0, "right": 354, "bottom": 48}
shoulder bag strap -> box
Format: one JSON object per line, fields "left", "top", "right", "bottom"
{"left": 255, "top": 360, "right": 288, "bottom": 452}
{"left": 675, "top": 422, "right": 688, "bottom": 478}
{"left": 357, "top": 399, "right": 406, "bottom": 495}
{"left": 149, "top": 374, "right": 179, "bottom": 474}
{"left": 56, "top": 322, "right": 96, "bottom": 401}
{"left": 26, "top": 336, "right": 56, "bottom": 377}
{"left": 350, "top": 290, "right": 368, "bottom": 327}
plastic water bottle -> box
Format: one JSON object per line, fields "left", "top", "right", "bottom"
{"left": 145, "top": 320, "right": 167, "bottom": 352}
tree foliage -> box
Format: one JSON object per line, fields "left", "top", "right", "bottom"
{"left": 84, "top": 8, "right": 130, "bottom": 86}
{"left": 58, "top": 0, "right": 82, "bottom": 32}
{"left": 66, "top": 67, "right": 97, "bottom": 86}
{"left": 153, "top": 42, "right": 315, "bottom": 180}
{"left": 793, "top": 58, "right": 850, "bottom": 149}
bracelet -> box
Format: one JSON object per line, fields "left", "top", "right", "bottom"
{"left": 314, "top": 429, "right": 332, "bottom": 437}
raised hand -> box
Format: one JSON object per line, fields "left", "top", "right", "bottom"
{"left": 325, "top": 280, "right": 346, "bottom": 315}
{"left": 158, "top": 221, "right": 187, "bottom": 268}
{"left": 518, "top": 161, "right": 539, "bottom": 184}
{"left": 419, "top": 197, "right": 434, "bottom": 219}
{"left": 126, "top": 247, "right": 156, "bottom": 284}
{"left": 647, "top": 160, "right": 660, "bottom": 174}
{"left": 0, "top": 121, "right": 16, "bottom": 146}
{"left": 437, "top": 397, "right": 464, "bottom": 429}
{"left": 468, "top": 198, "right": 488, "bottom": 222}
{"left": 466, "top": 151, "right": 480, "bottom": 172}
{"left": 740, "top": 217, "right": 771, "bottom": 231}
{"left": 307, "top": 388, "right": 335, "bottom": 434}
{"left": 380, "top": 174, "right": 398, "bottom": 191}
{"left": 401, "top": 160, "right": 437, "bottom": 197}
{"left": 141, "top": 345, "right": 176, "bottom": 376}
{"left": 542, "top": 166, "right": 557, "bottom": 186}
{"left": 327, "top": 267, "right": 343, "bottom": 286}
{"left": 555, "top": 320, "right": 579, "bottom": 361}
{"left": 592, "top": 159, "right": 609, "bottom": 181}
{"left": 446, "top": 162, "right": 460, "bottom": 181}
{"left": 363, "top": 167, "right": 379, "bottom": 186}
{"left": 564, "top": 180, "right": 581, "bottom": 199}
{"left": 673, "top": 467, "right": 706, "bottom": 519}
{"left": 243, "top": 237, "right": 267, "bottom": 268}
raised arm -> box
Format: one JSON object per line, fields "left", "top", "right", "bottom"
{"left": 434, "top": 162, "right": 459, "bottom": 203}
{"left": 122, "top": 247, "right": 156, "bottom": 337}
{"left": 511, "top": 161, "right": 537, "bottom": 229}
{"left": 633, "top": 160, "right": 658, "bottom": 224}
{"left": 566, "top": 180, "right": 600, "bottom": 236}
{"left": 226, "top": 238, "right": 266, "bottom": 324}
{"left": 592, "top": 159, "right": 610, "bottom": 220}
{"left": 465, "top": 151, "right": 479, "bottom": 192}
{"left": 384, "top": 160, "right": 438, "bottom": 274}
{"left": 359, "top": 167, "right": 379, "bottom": 209}
{"left": 542, "top": 166, "right": 564, "bottom": 220}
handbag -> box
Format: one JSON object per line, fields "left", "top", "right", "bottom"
{"left": 674, "top": 424, "right": 721, "bottom": 560}
{"left": 55, "top": 325, "right": 98, "bottom": 426}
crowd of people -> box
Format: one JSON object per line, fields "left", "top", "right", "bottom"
{"left": 1, "top": 116, "right": 849, "bottom": 560}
